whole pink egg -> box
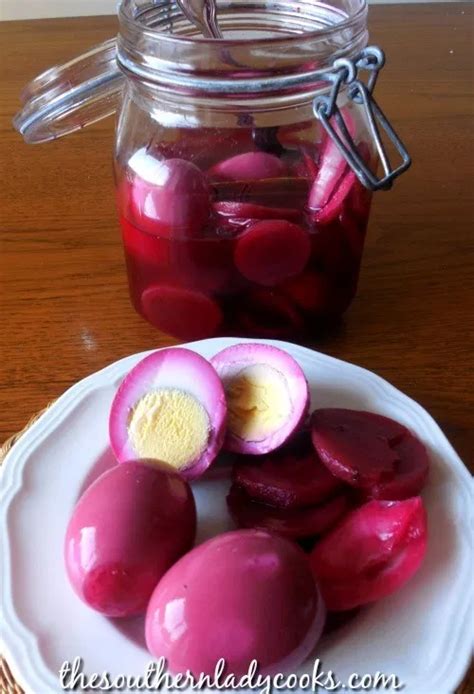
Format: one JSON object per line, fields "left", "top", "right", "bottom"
{"left": 65, "top": 461, "right": 196, "bottom": 617}
{"left": 127, "top": 151, "right": 211, "bottom": 238}
{"left": 145, "top": 529, "right": 325, "bottom": 677}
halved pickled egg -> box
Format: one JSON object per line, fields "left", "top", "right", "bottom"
{"left": 211, "top": 343, "right": 309, "bottom": 454}
{"left": 109, "top": 348, "right": 227, "bottom": 480}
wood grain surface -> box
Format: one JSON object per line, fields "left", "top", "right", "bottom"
{"left": 0, "top": 5, "right": 473, "bottom": 691}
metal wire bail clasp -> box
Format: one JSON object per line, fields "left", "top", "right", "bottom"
{"left": 313, "top": 46, "right": 411, "bottom": 191}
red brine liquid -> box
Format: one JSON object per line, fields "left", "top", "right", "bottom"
{"left": 117, "top": 125, "right": 372, "bottom": 341}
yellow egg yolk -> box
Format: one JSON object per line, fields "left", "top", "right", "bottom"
{"left": 225, "top": 364, "right": 291, "bottom": 441}
{"left": 127, "top": 389, "right": 210, "bottom": 469}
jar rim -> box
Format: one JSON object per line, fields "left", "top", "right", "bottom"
{"left": 118, "top": 0, "right": 368, "bottom": 46}
{"left": 116, "top": 0, "right": 369, "bottom": 95}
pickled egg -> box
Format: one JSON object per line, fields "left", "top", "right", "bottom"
{"left": 211, "top": 343, "right": 309, "bottom": 454}
{"left": 109, "top": 348, "right": 227, "bottom": 479}
{"left": 145, "top": 529, "right": 325, "bottom": 676}
{"left": 64, "top": 461, "right": 196, "bottom": 617}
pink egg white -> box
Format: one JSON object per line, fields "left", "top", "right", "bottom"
{"left": 211, "top": 343, "right": 309, "bottom": 455}
{"left": 109, "top": 348, "right": 227, "bottom": 480}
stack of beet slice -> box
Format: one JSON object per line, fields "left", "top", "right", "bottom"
{"left": 228, "top": 441, "right": 350, "bottom": 540}
{"left": 228, "top": 407, "right": 430, "bottom": 612}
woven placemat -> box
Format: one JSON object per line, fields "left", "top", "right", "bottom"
{"left": 1, "top": 408, "right": 473, "bottom": 694}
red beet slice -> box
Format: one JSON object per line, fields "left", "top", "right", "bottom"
{"left": 141, "top": 284, "right": 223, "bottom": 340}
{"left": 311, "top": 408, "right": 410, "bottom": 488}
{"left": 309, "top": 497, "right": 428, "bottom": 611}
{"left": 208, "top": 152, "right": 287, "bottom": 182}
{"left": 227, "top": 485, "right": 349, "bottom": 540}
{"left": 286, "top": 274, "right": 356, "bottom": 321}
{"left": 233, "top": 448, "right": 342, "bottom": 510}
{"left": 127, "top": 152, "right": 211, "bottom": 238}
{"left": 168, "top": 237, "right": 243, "bottom": 294}
{"left": 272, "top": 425, "right": 313, "bottom": 457}
{"left": 234, "top": 220, "right": 311, "bottom": 286}
{"left": 213, "top": 201, "right": 301, "bottom": 231}
{"left": 308, "top": 110, "right": 356, "bottom": 211}
{"left": 281, "top": 271, "right": 332, "bottom": 315}
{"left": 237, "top": 288, "right": 304, "bottom": 338}
{"left": 364, "top": 433, "right": 430, "bottom": 500}
{"left": 120, "top": 216, "right": 170, "bottom": 269}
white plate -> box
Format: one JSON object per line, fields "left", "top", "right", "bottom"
{"left": 1, "top": 338, "right": 473, "bottom": 694}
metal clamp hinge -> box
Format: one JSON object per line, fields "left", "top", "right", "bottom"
{"left": 314, "top": 46, "right": 412, "bottom": 191}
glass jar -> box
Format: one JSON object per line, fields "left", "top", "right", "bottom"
{"left": 14, "top": 0, "right": 410, "bottom": 342}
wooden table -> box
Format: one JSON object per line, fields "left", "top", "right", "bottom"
{"left": 1, "top": 5, "right": 473, "bottom": 692}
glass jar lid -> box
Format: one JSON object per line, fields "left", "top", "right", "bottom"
{"left": 13, "top": 39, "right": 123, "bottom": 144}
{"left": 14, "top": 0, "right": 368, "bottom": 143}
